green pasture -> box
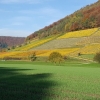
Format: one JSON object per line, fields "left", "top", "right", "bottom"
{"left": 79, "top": 54, "right": 95, "bottom": 60}
{"left": 0, "top": 61, "right": 100, "bottom": 100}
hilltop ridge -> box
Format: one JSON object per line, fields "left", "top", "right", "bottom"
{"left": 0, "top": 36, "right": 25, "bottom": 47}
{"left": 26, "top": 0, "right": 100, "bottom": 41}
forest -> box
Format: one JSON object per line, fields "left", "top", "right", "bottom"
{"left": 0, "top": 36, "right": 25, "bottom": 50}
{"left": 26, "top": 0, "right": 100, "bottom": 41}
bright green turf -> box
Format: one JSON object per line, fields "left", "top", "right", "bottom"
{"left": 0, "top": 61, "right": 100, "bottom": 100}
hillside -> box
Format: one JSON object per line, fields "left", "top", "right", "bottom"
{"left": 0, "top": 0, "right": 100, "bottom": 61}
{"left": 1, "top": 27, "right": 99, "bottom": 60}
{"left": 26, "top": 0, "right": 100, "bottom": 41}
{"left": 0, "top": 36, "right": 25, "bottom": 48}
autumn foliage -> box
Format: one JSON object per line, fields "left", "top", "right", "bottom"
{"left": 26, "top": 0, "right": 100, "bottom": 41}
{"left": 49, "top": 52, "right": 64, "bottom": 64}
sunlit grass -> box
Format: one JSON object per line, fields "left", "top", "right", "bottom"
{"left": 0, "top": 62, "right": 100, "bottom": 100}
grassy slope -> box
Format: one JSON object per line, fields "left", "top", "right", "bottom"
{"left": 0, "top": 27, "right": 100, "bottom": 60}
{"left": 31, "top": 27, "right": 100, "bottom": 59}
{"left": 32, "top": 28, "right": 99, "bottom": 50}
{"left": 0, "top": 61, "right": 100, "bottom": 100}
{"left": 12, "top": 27, "right": 99, "bottom": 51}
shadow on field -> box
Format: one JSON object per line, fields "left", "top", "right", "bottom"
{"left": 0, "top": 67, "right": 56, "bottom": 100}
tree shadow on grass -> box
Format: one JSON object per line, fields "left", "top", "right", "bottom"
{"left": 0, "top": 67, "right": 56, "bottom": 100}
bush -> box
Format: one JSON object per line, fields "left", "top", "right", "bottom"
{"left": 63, "top": 56, "right": 67, "bottom": 60}
{"left": 3, "top": 56, "right": 22, "bottom": 60}
{"left": 29, "top": 52, "right": 37, "bottom": 61}
{"left": 7, "top": 48, "right": 10, "bottom": 50}
{"left": 49, "top": 52, "right": 64, "bottom": 64}
{"left": 78, "top": 52, "right": 81, "bottom": 56}
{"left": 94, "top": 52, "right": 100, "bottom": 63}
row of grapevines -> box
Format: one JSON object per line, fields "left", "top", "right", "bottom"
{"left": 57, "top": 28, "right": 98, "bottom": 39}
{"left": 13, "top": 35, "right": 58, "bottom": 51}
{"left": 0, "top": 51, "right": 21, "bottom": 59}
{"left": 76, "top": 37, "right": 100, "bottom": 46}
{"left": 0, "top": 48, "right": 79, "bottom": 59}
{"left": 71, "top": 43, "right": 100, "bottom": 55}
{"left": 91, "top": 28, "right": 100, "bottom": 36}
{"left": 37, "top": 48, "right": 79, "bottom": 57}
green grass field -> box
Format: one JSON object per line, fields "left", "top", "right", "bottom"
{"left": 0, "top": 61, "right": 100, "bottom": 100}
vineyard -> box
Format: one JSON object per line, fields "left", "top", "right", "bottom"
{"left": 1, "top": 1, "right": 100, "bottom": 100}
{"left": 36, "top": 48, "right": 79, "bottom": 57}
{"left": 0, "top": 27, "right": 100, "bottom": 60}
{"left": 0, "top": 48, "right": 80, "bottom": 60}
{"left": 79, "top": 43, "right": 100, "bottom": 54}
{"left": 0, "top": 51, "right": 21, "bottom": 59}
{"left": 91, "top": 28, "right": 100, "bottom": 37}
{"left": 76, "top": 37, "right": 100, "bottom": 46}
{"left": 13, "top": 35, "right": 58, "bottom": 51}
{"left": 32, "top": 38, "right": 84, "bottom": 50}
{"left": 70, "top": 43, "right": 100, "bottom": 56}
{"left": 57, "top": 28, "right": 98, "bottom": 39}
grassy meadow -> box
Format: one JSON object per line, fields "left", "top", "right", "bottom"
{"left": 0, "top": 27, "right": 100, "bottom": 100}
{"left": 0, "top": 61, "right": 100, "bottom": 100}
{"left": 0, "top": 1, "right": 100, "bottom": 99}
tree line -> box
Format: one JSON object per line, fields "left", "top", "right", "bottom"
{"left": 0, "top": 36, "right": 25, "bottom": 48}
{"left": 26, "top": 0, "right": 100, "bottom": 41}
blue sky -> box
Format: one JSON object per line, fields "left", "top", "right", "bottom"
{"left": 0, "top": 0, "right": 98, "bottom": 37}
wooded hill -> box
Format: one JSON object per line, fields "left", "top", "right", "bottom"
{"left": 26, "top": 0, "right": 100, "bottom": 41}
{"left": 0, "top": 0, "right": 100, "bottom": 60}
{"left": 0, "top": 36, "right": 25, "bottom": 48}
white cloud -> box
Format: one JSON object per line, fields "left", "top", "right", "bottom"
{"left": 0, "top": 28, "right": 31, "bottom": 37}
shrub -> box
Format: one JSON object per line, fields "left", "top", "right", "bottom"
{"left": 12, "top": 46, "right": 15, "bottom": 49}
{"left": 29, "top": 52, "right": 37, "bottom": 61}
{"left": 78, "top": 52, "right": 81, "bottom": 56}
{"left": 19, "top": 44, "right": 22, "bottom": 47}
{"left": 49, "top": 52, "right": 64, "bottom": 64}
{"left": 3, "top": 56, "right": 21, "bottom": 60}
{"left": 94, "top": 52, "right": 100, "bottom": 63}
{"left": 63, "top": 56, "right": 67, "bottom": 60}
{"left": 7, "top": 48, "right": 10, "bottom": 50}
